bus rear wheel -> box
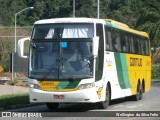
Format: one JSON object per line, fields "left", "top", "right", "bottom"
{"left": 46, "top": 103, "right": 59, "bottom": 110}
{"left": 98, "top": 85, "right": 110, "bottom": 109}
{"left": 132, "top": 83, "right": 143, "bottom": 101}
{"left": 139, "top": 84, "right": 143, "bottom": 100}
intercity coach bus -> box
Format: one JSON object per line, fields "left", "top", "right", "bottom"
{"left": 18, "top": 18, "right": 151, "bottom": 109}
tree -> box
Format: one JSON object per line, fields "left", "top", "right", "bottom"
{"left": 100, "top": 0, "right": 139, "bottom": 27}
{"left": 135, "top": 0, "right": 160, "bottom": 47}
{"left": 75, "top": 0, "right": 96, "bottom": 18}
{"left": 0, "top": 28, "right": 14, "bottom": 71}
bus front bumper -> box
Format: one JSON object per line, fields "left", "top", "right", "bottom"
{"left": 29, "top": 87, "right": 101, "bottom": 103}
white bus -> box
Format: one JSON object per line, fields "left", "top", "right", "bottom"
{"left": 18, "top": 18, "right": 151, "bottom": 109}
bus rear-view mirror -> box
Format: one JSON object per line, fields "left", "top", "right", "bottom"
{"left": 17, "top": 37, "right": 30, "bottom": 58}
{"left": 93, "top": 36, "right": 99, "bottom": 57}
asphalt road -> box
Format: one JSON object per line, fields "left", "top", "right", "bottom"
{"left": 3, "top": 82, "right": 160, "bottom": 120}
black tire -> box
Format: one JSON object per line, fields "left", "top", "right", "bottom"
{"left": 139, "top": 84, "right": 143, "bottom": 100}
{"left": 46, "top": 103, "right": 59, "bottom": 110}
{"left": 132, "top": 83, "right": 140, "bottom": 101}
{"left": 98, "top": 85, "right": 110, "bottom": 109}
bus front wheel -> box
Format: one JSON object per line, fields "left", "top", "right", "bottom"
{"left": 98, "top": 85, "right": 110, "bottom": 109}
{"left": 46, "top": 103, "right": 59, "bottom": 110}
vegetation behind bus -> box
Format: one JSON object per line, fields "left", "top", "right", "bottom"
{"left": 0, "top": 0, "right": 159, "bottom": 47}
{"left": 152, "top": 64, "right": 160, "bottom": 80}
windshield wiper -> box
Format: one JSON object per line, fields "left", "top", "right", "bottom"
{"left": 40, "top": 60, "right": 58, "bottom": 80}
{"left": 81, "top": 55, "right": 94, "bottom": 69}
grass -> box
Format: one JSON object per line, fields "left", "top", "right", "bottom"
{"left": 0, "top": 93, "right": 30, "bottom": 110}
{"left": 152, "top": 64, "right": 160, "bottom": 79}
{"left": 7, "top": 79, "right": 18, "bottom": 86}
{"left": 152, "top": 79, "right": 160, "bottom": 82}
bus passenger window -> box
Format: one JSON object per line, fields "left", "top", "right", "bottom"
{"left": 140, "top": 39, "right": 144, "bottom": 55}
{"left": 138, "top": 38, "right": 141, "bottom": 54}
{"left": 125, "top": 35, "right": 129, "bottom": 53}
{"left": 144, "top": 39, "right": 149, "bottom": 55}
{"left": 128, "top": 36, "right": 135, "bottom": 53}
{"left": 106, "top": 31, "right": 111, "bottom": 50}
{"left": 134, "top": 37, "right": 140, "bottom": 54}
{"left": 138, "top": 40, "right": 141, "bottom": 54}
{"left": 112, "top": 31, "right": 117, "bottom": 51}
{"left": 120, "top": 31, "right": 126, "bottom": 52}
{"left": 96, "top": 23, "right": 104, "bottom": 81}
{"left": 105, "top": 27, "right": 113, "bottom": 51}
{"left": 113, "top": 31, "right": 121, "bottom": 52}
{"left": 121, "top": 40, "right": 126, "bottom": 52}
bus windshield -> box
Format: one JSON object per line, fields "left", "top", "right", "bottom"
{"left": 29, "top": 23, "right": 94, "bottom": 80}
{"left": 32, "top": 23, "right": 93, "bottom": 39}
{"left": 29, "top": 41, "right": 93, "bottom": 80}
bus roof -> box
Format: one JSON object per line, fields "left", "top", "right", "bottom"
{"left": 34, "top": 18, "right": 105, "bottom": 24}
{"left": 34, "top": 18, "right": 149, "bottom": 38}
{"left": 104, "top": 19, "right": 149, "bottom": 38}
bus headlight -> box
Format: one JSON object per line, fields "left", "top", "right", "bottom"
{"left": 29, "top": 83, "right": 41, "bottom": 90}
{"left": 78, "top": 83, "right": 95, "bottom": 90}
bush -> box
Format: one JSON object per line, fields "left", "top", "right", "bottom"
{"left": 0, "top": 93, "right": 29, "bottom": 110}
{"left": 8, "top": 78, "right": 18, "bottom": 86}
{"left": 152, "top": 64, "right": 160, "bottom": 79}
{"left": 0, "top": 65, "right": 3, "bottom": 73}
{"left": 2, "top": 64, "right": 9, "bottom": 72}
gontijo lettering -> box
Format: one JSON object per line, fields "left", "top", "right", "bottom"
{"left": 130, "top": 57, "right": 142, "bottom": 67}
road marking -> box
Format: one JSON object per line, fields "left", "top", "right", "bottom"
{"left": 127, "top": 104, "right": 143, "bottom": 109}
{"left": 113, "top": 105, "right": 124, "bottom": 108}
{"left": 91, "top": 104, "right": 144, "bottom": 111}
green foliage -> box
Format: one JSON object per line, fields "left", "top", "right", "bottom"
{"left": 75, "top": 0, "right": 96, "bottom": 18}
{"left": 0, "top": 27, "right": 31, "bottom": 72}
{"left": 0, "top": 93, "right": 29, "bottom": 110}
{"left": 2, "top": 64, "right": 9, "bottom": 72}
{"left": 8, "top": 79, "right": 18, "bottom": 86}
{"left": 135, "top": 0, "right": 160, "bottom": 47}
{"left": 0, "top": 0, "right": 159, "bottom": 37}
{"left": 152, "top": 64, "right": 160, "bottom": 79}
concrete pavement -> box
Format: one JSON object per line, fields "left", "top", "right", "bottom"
{"left": 0, "top": 85, "right": 28, "bottom": 96}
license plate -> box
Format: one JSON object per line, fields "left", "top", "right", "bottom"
{"left": 54, "top": 95, "right": 65, "bottom": 99}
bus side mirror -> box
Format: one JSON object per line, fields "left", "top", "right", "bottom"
{"left": 93, "top": 36, "right": 99, "bottom": 57}
{"left": 17, "top": 37, "right": 30, "bottom": 58}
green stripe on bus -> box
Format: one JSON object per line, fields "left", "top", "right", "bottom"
{"left": 114, "top": 53, "right": 126, "bottom": 89}
{"left": 114, "top": 53, "right": 131, "bottom": 89}
{"left": 106, "top": 22, "right": 113, "bottom": 27}
{"left": 106, "top": 23, "right": 118, "bottom": 28}
{"left": 56, "top": 81, "right": 70, "bottom": 89}
{"left": 56, "top": 81, "right": 80, "bottom": 89}
{"left": 65, "top": 80, "right": 80, "bottom": 89}
{"left": 120, "top": 53, "right": 131, "bottom": 88}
